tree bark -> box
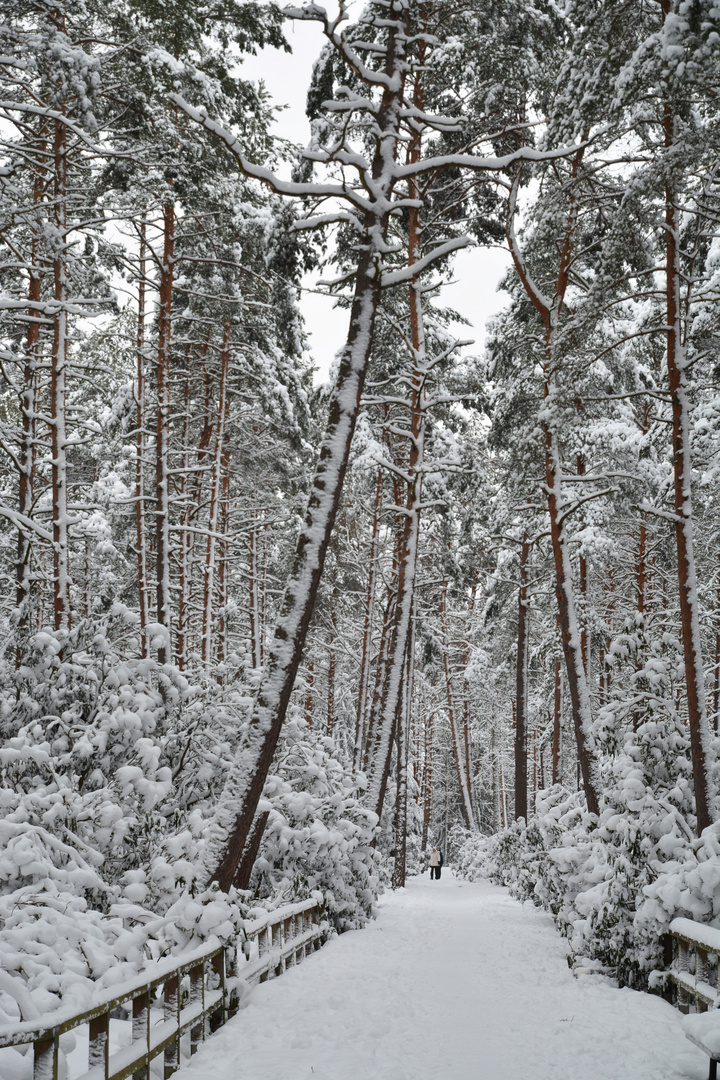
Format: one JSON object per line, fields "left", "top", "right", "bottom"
{"left": 155, "top": 195, "right": 174, "bottom": 664}
{"left": 135, "top": 217, "right": 150, "bottom": 657}
{"left": 202, "top": 322, "right": 230, "bottom": 669}
{"left": 663, "top": 88, "right": 713, "bottom": 834}
{"left": 17, "top": 120, "right": 47, "bottom": 636}
{"left": 51, "top": 115, "right": 71, "bottom": 630}
{"left": 514, "top": 534, "right": 530, "bottom": 820}
{"left": 552, "top": 657, "right": 562, "bottom": 785}
{"left": 354, "top": 466, "right": 383, "bottom": 771}
{"left": 440, "top": 584, "right": 474, "bottom": 829}
{"left": 505, "top": 159, "right": 602, "bottom": 817}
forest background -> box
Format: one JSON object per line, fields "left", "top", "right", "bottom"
{"left": 4, "top": 0, "right": 720, "bottom": 1054}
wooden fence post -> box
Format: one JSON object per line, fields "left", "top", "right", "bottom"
{"left": 164, "top": 974, "right": 179, "bottom": 1079}
{"left": 34, "top": 1030, "right": 59, "bottom": 1080}
{"left": 132, "top": 990, "right": 149, "bottom": 1080}
{"left": 89, "top": 1012, "right": 109, "bottom": 1073}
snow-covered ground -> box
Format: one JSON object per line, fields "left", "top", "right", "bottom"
{"left": 176, "top": 871, "right": 707, "bottom": 1080}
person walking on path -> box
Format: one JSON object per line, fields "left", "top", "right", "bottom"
{"left": 429, "top": 847, "right": 442, "bottom": 879}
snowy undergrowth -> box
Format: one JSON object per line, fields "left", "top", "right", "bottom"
{"left": 0, "top": 623, "right": 380, "bottom": 1030}
{"left": 456, "top": 713, "right": 720, "bottom": 989}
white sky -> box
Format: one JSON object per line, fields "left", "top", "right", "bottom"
{"left": 240, "top": 20, "right": 512, "bottom": 383}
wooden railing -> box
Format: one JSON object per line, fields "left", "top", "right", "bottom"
{"left": 665, "top": 917, "right": 720, "bottom": 1013}
{"left": 0, "top": 898, "right": 327, "bottom": 1080}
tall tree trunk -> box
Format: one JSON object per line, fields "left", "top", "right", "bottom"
{"left": 366, "top": 61, "right": 429, "bottom": 822}
{"left": 552, "top": 657, "right": 562, "bottom": 785}
{"left": 663, "top": 85, "right": 713, "bottom": 834}
{"left": 208, "top": 17, "right": 412, "bottom": 888}
{"left": 304, "top": 660, "right": 314, "bottom": 729}
{"left": 176, "top": 363, "right": 191, "bottom": 671}
{"left": 216, "top": 446, "right": 231, "bottom": 673}
{"left": 514, "top": 535, "right": 530, "bottom": 820}
{"left": 51, "top": 116, "right": 71, "bottom": 631}
{"left": 441, "top": 584, "right": 474, "bottom": 829}
{"left": 136, "top": 217, "right": 150, "bottom": 657}
{"left": 576, "top": 455, "right": 589, "bottom": 674}
{"left": 392, "top": 616, "right": 414, "bottom": 889}
{"left": 202, "top": 322, "right": 230, "bottom": 669}
{"left": 421, "top": 707, "right": 433, "bottom": 852}
{"left": 326, "top": 606, "right": 337, "bottom": 737}
{"left": 505, "top": 159, "right": 602, "bottom": 817}
{"left": 354, "top": 466, "right": 383, "bottom": 771}
{"left": 155, "top": 195, "right": 174, "bottom": 665}
{"left": 363, "top": 591, "right": 397, "bottom": 774}
{"left": 248, "top": 515, "right": 262, "bottom": 670}
{"left": 17, "top": 121, "right": 48, "bottom": 638}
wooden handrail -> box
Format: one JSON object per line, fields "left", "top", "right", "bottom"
{"left": 665, "top": 917, "right": 720, "bottom": 1014}
{"left": 0, "top": 898, "right": 327, "bottom": 1080}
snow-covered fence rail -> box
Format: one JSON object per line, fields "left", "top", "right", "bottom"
{"left": 0, "top": 898, "right": 327, "bottom": 1080}
{"left": 666, "top": 918, "right": 720, "bottom": 1013}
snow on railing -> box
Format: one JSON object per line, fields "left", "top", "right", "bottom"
{"left": 0, "top": 898, "right": 327, "bottom": 1080}
{"left": 665, "top": 917, "right": 720, "bottom": 1013}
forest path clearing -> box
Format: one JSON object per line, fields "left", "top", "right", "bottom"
{"left": 176, "top": 871, "right": 705, "bottom": 1080}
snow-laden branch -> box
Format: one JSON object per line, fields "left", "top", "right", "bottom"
{"left": 168, "top": 96, "right": 369, "bottom": 210}
{"left": 381, "top": 236, "right": 474, "bottom": 287}
{"left": 0, "top": 505, "right": 53, "bottom": 543}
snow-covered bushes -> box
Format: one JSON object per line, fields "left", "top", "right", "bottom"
{"left": 0, "top": 624, "right": 381, "bottom": 1025}
{"left": 456, "top": 709, "right": 717, "bottom": 988}
{"left": 251, "top": 719, "right": 379, "bottom": 931}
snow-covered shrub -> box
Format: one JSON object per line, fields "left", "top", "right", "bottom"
{"left": 251, "top": 719, "right": 379, "bottom": 931}
{"left": 0, "top": 614, "right": 382, "bottom": 1027}
{"left": 456, "top": 708, "right": 709, "bottom": 988}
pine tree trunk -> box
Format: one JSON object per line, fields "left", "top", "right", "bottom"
{"left": 176, "top": 364, "right": 191, "bottom": 671}
{"left": 505, "top": 158, "right": 602, "bottom": 817}
{"left": 440, "top": 584, "right": 474, "bottom": 829}
{"left": 248, "top": 516, "right": 262, "bottom": 670}
{"left": 51, "top": 116, "right": 71, "bottom": 631}
{"left": 392, "top": 619, "right": 414, "bottom": 889}
{"left": 421, "top": 708, "right": 433, "bottom": 852}
{"left": 366, "top": 81, "right": 428, "bottom": 823}
{"left": 207, "top": 9, "right": 414, "bottom": 890}
{"left": 514, "top": 535, "right": 530, "bottom": 820}
{"left": 326, "top": 606, "right": 337, "bottom": 737}
{"left": 155, "top": 196, "right": 174, "bottom": 664}
{"left": 304, "top": 660, "right": 314, "bottom": 729}
{"left": 354, "top": 467, "right": 383, "bottom": 771}
{"left": 552, "top": 657, "right": 562, "bottom": 785}
{"left": 202, "top": 322, "right": 230, "bottom": 669}
{"left": 545, "top": 422, "right": 601, "bottom": 815}
{"left": 136, "top": 218, "right": 149, "bottom": 657}
{"left": 216, "top": 447, "right": 231, "bottom": 673}
{"left": 17, "top": 121, "right": 47, "bottom": 634}
{"left": 663, "top": 91, "right": 713, "bottom": 834}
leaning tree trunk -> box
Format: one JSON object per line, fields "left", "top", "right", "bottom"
{"left": 210, "top": 246, "right": 387, "bottom": 890}
{"left": 208, "top": 8, "right": 412, "bottom": 885}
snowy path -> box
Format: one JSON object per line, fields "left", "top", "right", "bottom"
{"left": 177, "top": 872, "right": 706, "bottom": 1080}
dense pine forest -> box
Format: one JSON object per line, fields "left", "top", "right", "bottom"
{"left": 4, "top": 0, "right": 720, "bottom": 1042}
